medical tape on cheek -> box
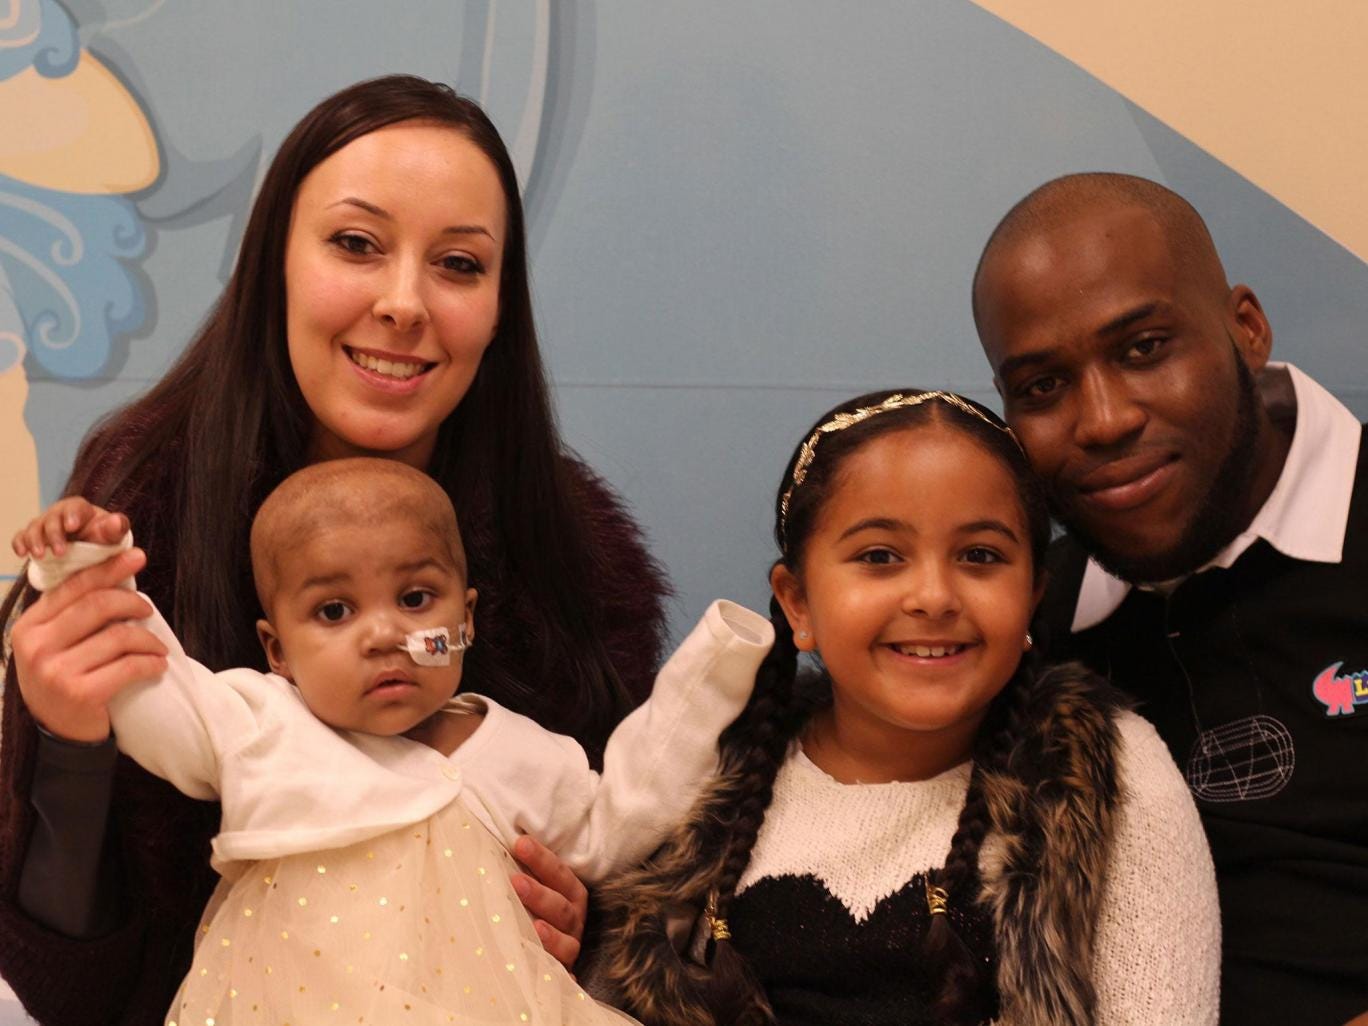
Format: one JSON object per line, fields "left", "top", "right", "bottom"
{"left": 402, "top": 627, "right": 451, "bottom": 666}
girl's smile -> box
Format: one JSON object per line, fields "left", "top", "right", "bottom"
{"left": 774, "top": 423, "right": 1040, "bottom": 783}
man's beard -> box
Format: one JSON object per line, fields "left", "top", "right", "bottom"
{"left": 1050, "top": 353, "right": 1264, "bottom": 584}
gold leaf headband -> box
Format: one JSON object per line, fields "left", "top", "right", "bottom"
{"left": 778, "top": 391, "right": 1022, "bottom": 551}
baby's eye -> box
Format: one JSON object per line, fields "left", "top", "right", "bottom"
{"left": 399, "top": 589, "right": 434, "bottom": 611}
{"left": 317, "top": 601, "right": 351, "bottom": 623}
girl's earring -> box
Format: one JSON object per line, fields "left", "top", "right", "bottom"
{"left": 1023, "top": 631, "right": 1033, "bottom": 652}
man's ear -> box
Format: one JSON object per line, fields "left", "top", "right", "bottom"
{"left": 257, "top": 619, "right": 292, "bottom": 680}
{"left": 770, "top": 563, "right": 814, "bottom": 652}
{"left": 1228, "top": 284, "right": 1273, "bottom": 373}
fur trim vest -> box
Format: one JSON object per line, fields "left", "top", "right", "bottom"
{"left": 593, "top": 663, "right": 1126, "bottom": 1026}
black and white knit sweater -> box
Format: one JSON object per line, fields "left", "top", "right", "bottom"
{"left": 729, "top": 712, "right": 1218, "bottom": 1026}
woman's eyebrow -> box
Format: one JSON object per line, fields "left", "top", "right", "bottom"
{"left": 327, "top": 196, "right": 495, "bottom": 240}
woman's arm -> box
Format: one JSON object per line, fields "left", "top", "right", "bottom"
{"left": 1091, "top": 712, "right": 1221, "bottom": 1025}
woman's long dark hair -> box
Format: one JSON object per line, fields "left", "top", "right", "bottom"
{"left": 1, "top": 75, "right": 633, "bottom": 751}
{"left": 597, "top": 389, "right": 1051, "bottom": 1026}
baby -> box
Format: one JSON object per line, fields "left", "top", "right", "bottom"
{"left": 29, "top": 458, "right": 771, "bottom": 1025}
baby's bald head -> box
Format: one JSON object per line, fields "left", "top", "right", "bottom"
{"left": 250, "top": 458, "right": 466, "bottom": 616}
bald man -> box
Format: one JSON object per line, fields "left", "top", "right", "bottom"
{"left": 974, "top": 174, "right": 1367, "bottom": 1026}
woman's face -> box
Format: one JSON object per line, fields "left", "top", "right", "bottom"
{"left": 284, "top": 120, "right": 507, "bottom": 469}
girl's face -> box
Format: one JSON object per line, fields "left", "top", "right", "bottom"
{"left": 284, "top": 120, "right": 506, "bottom": 470}
{"left": 773, "top": 424, "right": 1039, "bottom": 777}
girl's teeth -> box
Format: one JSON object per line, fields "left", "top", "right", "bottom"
{"left": 895, "top": 644, "right": 962, "bottom": 658}
{"left": 349, "top": 350, "right": 424, "bottom": 379}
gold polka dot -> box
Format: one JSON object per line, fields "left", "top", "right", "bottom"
{"left": 519, "top": 1014, "right": 529, "bottom": 1022}
{"left": 366, "top": 851, "right": 375, "bottom": 860}
{"left": 206, "top": 1017, "right": 216, "bottom": 1025}
{"left": 313, "top": 949, "right": 321, "bottom": 957}
{"left": 404, "top": 1004, "right": 411, "bottom": 1012}
{"left": 348, "top": 884, "right": 359, "bottom": 892}
{"left": 477, "top": 867, "right": 486, "bottom": 876}
{"left": 399, "top": 952, "right": 409, "bottom": 962}
{"left": 443, "top": 848, "right": 453, "bottom": 858}
{"left": 280, "top": 931, "right": 290, "bottom": 940}
{"left": 263, "top": 875, "right": 273, "bottom": 885}
{"left": 459, "top": 898, "right": 469, "bottom": 907}
{"left": 317, "top": 864, "right": 327, "bottom": 875}
{"left": 542, "top": 974, "right": 551, "bottom": 982}
{"left": 297, "top": 897, "right": 308, "bottom": 907}
{"left": 346, "top": 964, "right": 355, "bottom": 974}
{"left": 199, "top": 969, "right": 208, "bottom": 977}
{"left": 435, "top": 968, "right": 443, "bottom": 976}
{"left": 220, "top": 938, "right": 231, "bottom": 947}
{"left": 379, "top": 897, "right": 388, "bottom": 906}
{"left": 229, "top": 989, "right": 238, "bottom": 999}
{"left": 505, "top": 962, "right": 515, "bottom": 972}
{"left": 330, "top": 1002, "right": 340, "bottom": 1011}
{"left": 491, "top": 914, "right": 501, "bottom": 924}
{"left": 330, "top": 915, "right": 340, "bottom": 924}
{"left": 363, "top": 931, "right": 372, "bottom": 940}
{"left": 243, "top": 908, "right": 253, "bottom": 918}
{"left": 265, "top": 966, "right": 273, "bottom": 976}
{"left": 474, "top": 946, "right": 484, "bottom": 956}
{"left": 463, "top": 986, "right": 472, "bottom": 995}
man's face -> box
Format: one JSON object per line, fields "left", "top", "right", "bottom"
{"left": 975, "top": 204, "right": 1269, "bottom": 582}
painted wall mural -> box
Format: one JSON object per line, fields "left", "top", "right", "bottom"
{"left": 0, "top": 0, "right": 156, "bottom": 578}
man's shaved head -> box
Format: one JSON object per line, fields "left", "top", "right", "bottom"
{"left": 972, "top": 172, "right": 1229, "bottom": 328}
{"left": 250, "top": 458, "right": 465, "bottom": 614}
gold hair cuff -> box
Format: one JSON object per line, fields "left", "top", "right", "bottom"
{"left": 778, "top": 391, "right": 1022, "bottom": 550}
{"left": 704, "top": 891, "right": 732, "bottom": 941}
{"left": 925, "top": 881, "right": 950, "bottom": 917}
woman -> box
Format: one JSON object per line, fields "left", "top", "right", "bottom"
{"left": 0, "top": 75, "right": 668, "bottom": 1026}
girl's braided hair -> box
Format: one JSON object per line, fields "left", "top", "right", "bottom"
{"left": 596, "top": 390, "right": 1051, "bottom": 1026}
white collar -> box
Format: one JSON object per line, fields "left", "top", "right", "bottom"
{"left": 1071, "top": 363, "right": 1362, "bottom": 633}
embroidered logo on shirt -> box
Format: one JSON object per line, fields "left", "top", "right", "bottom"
{"left": 1186, "top": 715, "right": 1295, "bottom": 803}
{"left": 1311, "top": 661, "right": 1368, "bottom": 717}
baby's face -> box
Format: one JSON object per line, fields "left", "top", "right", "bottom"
{"left": 257, "top": 518, "right": 475, "bottom": 737}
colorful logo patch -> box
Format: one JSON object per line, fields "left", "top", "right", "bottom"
{"left": 1311, "top": 661, "right": 1368, "bottom": 717}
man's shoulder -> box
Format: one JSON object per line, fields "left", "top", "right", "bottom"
{"left": 1034, "top": 533, "right": 1091, "bottom": 653}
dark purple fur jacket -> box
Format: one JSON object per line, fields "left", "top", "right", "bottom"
{"left": 0, "top": 417, "right": 670, "bottom": 1026}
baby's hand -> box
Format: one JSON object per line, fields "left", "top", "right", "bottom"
{"left": 10, "top": 547, "right": 166, "bottom": 743}
{"left": 11, "top": 497, "right": 130, "bottom": 561}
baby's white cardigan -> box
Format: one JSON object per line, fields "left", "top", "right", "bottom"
{"left": 104, "top": 595, "right": 771, "bottom": 880}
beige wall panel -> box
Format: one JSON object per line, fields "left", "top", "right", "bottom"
{"left": 970, "top": 0, "right": 1368, "bottom": 263}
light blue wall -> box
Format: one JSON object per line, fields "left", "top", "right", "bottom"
{"left": 13, "top": 0, "right": 1368, "bottom": 639}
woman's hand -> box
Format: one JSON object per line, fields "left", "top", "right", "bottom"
{"left": 11, "top": 497, "right": 130, "bottom": 560}
{"left": 10, "top": 547, "right": 167, "bottom": 743}
{"left": 510, "top": 835, "right": 589, "bottom": 969}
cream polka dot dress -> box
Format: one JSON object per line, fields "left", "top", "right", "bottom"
{"left": 167, "top": 793, "right": 637, "bottom": 1026}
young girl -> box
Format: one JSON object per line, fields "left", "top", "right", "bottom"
{"left": 24, "top": 458, "right": 771, "bottom": 1026}
{"left": 594, "top": 390, "right": 1220, "bottom": 1026}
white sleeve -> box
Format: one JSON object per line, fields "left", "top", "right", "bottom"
{"left": 1092, "top": 712, "right": 1221, "bottom": 1026}
{"left": 106, "top": 598, "right": 259, "bottom": 802}
{"left": 454, "top": 599, "right": 773, "bottom": 883}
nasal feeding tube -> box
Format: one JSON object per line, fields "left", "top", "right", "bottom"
{"left": 399, "top": 625, "right": 469, "bottom": 667}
